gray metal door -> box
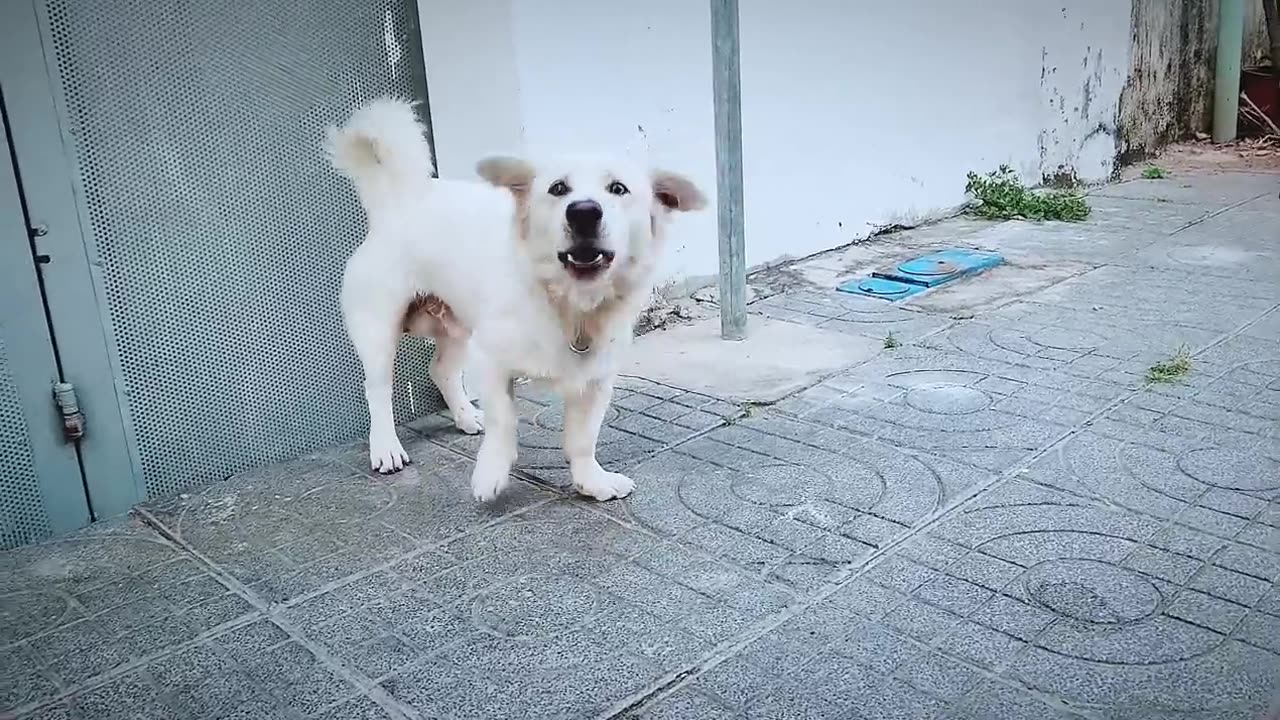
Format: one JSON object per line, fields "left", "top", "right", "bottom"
{"left": 2, "top": 0, "right": 441, "bottom": 521}
{"left": 0, "top": 98, "right": 92, "bottom": 549}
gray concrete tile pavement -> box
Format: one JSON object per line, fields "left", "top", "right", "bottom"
{"left": 3, "top": 168, "right": 1278, "bottom": 719}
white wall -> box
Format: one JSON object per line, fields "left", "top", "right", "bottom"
{"left": 738, "top": 1, "right": 1131, "bottom": 270}
{"left": 416, "top": 1, "right": 524, "bottom": 177}
{"left": 418, "top": 0, "right": 1132, "bottom": 289}
{"left": 418, "top": 0, "right": 717, "bottom": 289}
{"left": 1035, "top": 1, "right": 1132, "bottom": 181}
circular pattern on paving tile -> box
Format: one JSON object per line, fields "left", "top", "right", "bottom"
{"left": 1177, "top": 448, "right": 1280, "bottom": 492}
{"left": 1, "top": 534, "right": 181, "bottom": 587}
{"left": 663, "top": 438, "right": 939, "bottom": 571}
{"left": 295, "top": 480, "right": 397, "bottom": 517}
{"left": 903, "top": 383, "right": 992, "bottom": 415}
{"left": 1065, "top": 434, "right": 1233, "bottom": 518}
{"left": 472, "top": 574, "right": 600, "bottom": 640}
{"left": 729, "top": 463, "right": 850, "bottom": 507}
{"left": 958, "top": 500, "right": 1275, "bottom": 715}
{"left": 1023, "top": 558, "right": 1160, "bottom": 624}
{"left": 0, "top": 590, "right": 75, "bottom": 644}
{"left": 0, "top": 533, "right": 185, "bottom": 654}
{"left": 932, "top": 318, "right": 1123, "bottom": 373}
{"left": 518, "top": 405, "right": 629, "bottom": 455}
{"left": 882, "top": 369, "right": 1019, "bottom": 429}
{"left": 885, "top": 368, "right": 1024, "bottom": 430}
{"left": 1025, "top": 327, "right": 1105, "bottom": 351}
{"left": 886, "top": 369, "right": 988, "bottom": 389}
{"left": 531, "top": 406, "right": 623, "bottom": 434}
{"left": 958, "top": 507, "right": 1228, "bottom": 666}
{"left": 840, "top": 303, "right": 909, "bottom": 320}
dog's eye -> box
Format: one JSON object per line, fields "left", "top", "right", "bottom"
{"left": 548, "top": 180, "right": 571, "bottom": 197}
{"left": 607, "top": 181, "right": 630, "bottom": 196}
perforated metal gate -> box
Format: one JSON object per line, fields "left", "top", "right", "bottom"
{"left": 32, "top": 0, "right": 442, "bottom": 501}
{"left": 0, "top": 337, "right": 46, "bottom": 547}
{"left": 0, "top": 91, "right": 94, "bottom": 549}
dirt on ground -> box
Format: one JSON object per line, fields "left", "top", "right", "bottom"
{"left": 633, "top": 290, "right": 712, "bottom": 335}
{"left": 1126, "top": 136, "right": 1280, "bottom": 177}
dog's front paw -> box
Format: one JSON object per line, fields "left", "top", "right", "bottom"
{"left": 470, "top": 452, "right": 510, "bottom": 502}
{"left": 572, "top": 466, "right": 635, "bottom": 501}
{"left": 454, "top": 407, "right": 484, "bottom": 435}
{"left": 369, "top": 432, "right": 410, "bottom": 474}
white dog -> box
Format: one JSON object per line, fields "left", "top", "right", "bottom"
{"left": 325, "top": 98, "right": 706, "bottom": 502}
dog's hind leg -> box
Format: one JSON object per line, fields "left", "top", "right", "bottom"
{"left": 430, "top": 334, "right": 484, "bottom": 434}
{"left": 342, "top": 246, "right": 413, "bottom": 473}
{"left": 353, "top": 324, "right": 408, "bottom": 474}
{"left": 404, "top": 295, "right": 483, "bottom": 435}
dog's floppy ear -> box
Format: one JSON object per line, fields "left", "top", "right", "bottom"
{"left": 651, "top": 169, "right": 707, "bottom": 212}
{"left": 477, "top": 155, "right": 536, "bottom": 194}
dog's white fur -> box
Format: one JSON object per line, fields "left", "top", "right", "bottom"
{"left": 325, "top": 98, "right": 705, "bottom": 501}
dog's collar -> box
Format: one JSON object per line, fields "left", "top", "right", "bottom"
{"left": 570, "top": 328, "right": 592, "bottom": 354}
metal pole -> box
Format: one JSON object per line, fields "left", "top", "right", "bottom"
{"left": 710, "top": 0, "right": 747, "bottom": 340}
{"left": 1213, "top": 0, "right": 1245, "bottom": 143}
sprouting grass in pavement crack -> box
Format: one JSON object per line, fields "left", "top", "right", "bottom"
{"left": 1145, "top": 345, "right": 1192, "bottom": 385}
{"left": 1141, "top": 165, "right": 1168, "bottom": 179}
{"left": 965, "top": 165, "right": 1089, "bottom": 222}
{"left": 882, "top": 332, "right": 900, "bottom": 350}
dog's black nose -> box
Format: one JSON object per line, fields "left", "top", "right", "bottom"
{"left": 565, "top": 200, "right": 603, "bottom": 235}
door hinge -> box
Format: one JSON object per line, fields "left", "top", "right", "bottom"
{"left": 52, "top": 382, "right": 85, "bottom": 442}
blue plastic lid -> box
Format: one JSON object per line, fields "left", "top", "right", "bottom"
{"left": 897, "top": 257, "right": 959, "bottom": 276}
{"left": 857, "top": 278, "right": 912, "bottom": 296}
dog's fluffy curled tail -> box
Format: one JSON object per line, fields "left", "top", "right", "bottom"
{"left": 324, "top": 98, "right": 434, "bottom": 213}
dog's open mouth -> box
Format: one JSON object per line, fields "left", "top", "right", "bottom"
{"left": 557, "top": 248, "right": 615, "bottom": 279}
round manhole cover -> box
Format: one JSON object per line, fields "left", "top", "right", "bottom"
{"left": 897, "top": 258, "right": 959, "bottom": 276}
{"left": 858, "top": 278, "right": 910, "bottom": 296}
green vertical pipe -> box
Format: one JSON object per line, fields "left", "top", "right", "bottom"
{"left": 710, "top": 0, "right": 747, "bottom": 341}
{"left": 1213, "top": 0, "right": 1246, "bottom": 143}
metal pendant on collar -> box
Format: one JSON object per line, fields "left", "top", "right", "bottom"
{"left": 570, "top": 328, "right": 592, "bottom": 354}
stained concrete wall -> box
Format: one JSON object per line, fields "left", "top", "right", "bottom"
{"left": 1119, "top": 0, "right": 1274, "bottom": 161}
{"left": 737, "top": 0, "right": 1131, "bottom": 273}
{"left": 1245, "top": 0, "right": 1272, "bottom": 66}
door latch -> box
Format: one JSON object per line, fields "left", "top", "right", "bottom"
{"left": 52, "top": 382, "right": 85, "bottom": 442}
{"left": 30, "top": 226, "right": 51, "bottom": 264}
